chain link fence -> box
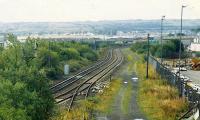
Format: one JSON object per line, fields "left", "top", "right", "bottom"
{"left": 149, "top": 56, "right": 200, "bottom": 119}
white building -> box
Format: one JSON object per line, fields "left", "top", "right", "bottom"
{"left": 0, "top": 35, "right": 7, "bottom": 48}
{"left": 189, "top": 36, "right": 200, "bottom": 52}
{"left": 0, "top": 35, "right": 12, "bottom": 48}
{"left": 193, "top": 37, "right": 200, "bottom": 43}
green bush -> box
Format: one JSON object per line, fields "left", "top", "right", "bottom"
{"left": 82, "top": 51, "right": 98, "bottom": 61}
{"left": 67, "top": 60, "right": 83, "bottom": 72}
{"left": 60, "top": 48, "right": 80, "bottom": 61}
{"left": 131, "top": 39, "right": 186, "bottom": 59}
{"left": 0, "top": 35, "right": 99, "bottom": 120}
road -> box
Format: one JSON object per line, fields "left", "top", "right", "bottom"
{"left": 181, "top": 70, "right": 200, "bottom": 85}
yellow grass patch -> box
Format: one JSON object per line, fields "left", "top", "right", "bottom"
{"left": 129, "top": 50, "right": 188, "bottom": 120}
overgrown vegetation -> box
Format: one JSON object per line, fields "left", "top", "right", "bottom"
{"left": 52, "top": 79, "right": 122, "bottom": 120}
{"left": 131, "top": 39, "right": 188, "bottom": 59}
{"left": 0, "top": 34, "right": 99, "bottom": 120}
{"left": 129, "top": 50, "right": 188, "bottom": 120}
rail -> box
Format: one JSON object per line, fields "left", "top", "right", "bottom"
{"left": 51, "top": 49, "right": 112, "bottom": 93}
{"left": 67, "top": 49, "right": 123, "bottom": 111}
{"left": 54, "top": 49, "right": 115, "bottom": 99}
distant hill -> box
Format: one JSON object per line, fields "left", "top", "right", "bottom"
{"left": 0, "top": 19, "right": 199, "bottom": 35}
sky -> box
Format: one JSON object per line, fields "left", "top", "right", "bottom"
{"left": 0, "top": 0, "right": 199, "bottom": 22}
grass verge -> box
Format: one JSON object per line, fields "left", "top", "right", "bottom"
{"left": 129, "top": 51, "right": 188, "bottom": 120}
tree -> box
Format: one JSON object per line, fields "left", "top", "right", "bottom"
{"left": 131, "top": 41, "right": 148, "bottom": 54}
{"left": 60, "top": 48, "right": 80, "bottom": 61}
{"left": 0, "top": 37, "right": 99, "bottom": 120}
{"left": 82, "top": 51, "right": 98, "bottom": 61}
{"left": 131, "top": 39, "right": 185, "bottom": 59}
{"left": 0, "top": 38, "right": 55, "bottom": 120}
{"left": 36, "top": 47, "right": 59, "bottom": 68}
{"left": 0, "top": 80, "right": 32, "bottom": 120}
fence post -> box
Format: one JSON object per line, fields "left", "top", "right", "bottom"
{"left": 185, "top": 84, "right": 189, "bottom": 99}
{"left": 178, "top": 78, "right": 183, "bottom": 97}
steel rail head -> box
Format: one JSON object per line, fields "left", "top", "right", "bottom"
{"left": 51, "top": 51, "right": 110, "bottom": 89}
{"left": 54, "top": 50, "right": 115, "bottom": 98}
{"left": 85, "top": 54, "right": 123, "bottom": 98}
{"left": 67, "top": 51, "right": 118, "bottom": 109}
{"left": 67, "top": 49, "right": 123, "bottom": 111}
{"left": 51, "top": 49, "right": 113, "bottom": 93}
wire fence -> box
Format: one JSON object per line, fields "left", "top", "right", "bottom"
{"left": 149, "top": 56, "right": 200, "bottom": 119}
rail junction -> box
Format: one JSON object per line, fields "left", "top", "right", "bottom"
{"left": 50, "top": 49, "right": 124, "bottom": 111}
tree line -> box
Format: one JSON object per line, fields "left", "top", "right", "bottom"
{"left": 0, "top": 34, "right": 99, "bottom": 120}
{"left": 131, "top": 39, "right": 189, "bottom": 59}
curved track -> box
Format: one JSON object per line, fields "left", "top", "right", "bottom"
{"left": 51, "top": 49, "right": 113, "bottom": 94}
{"left": 53, "top": 49, "right": 123, "bottom": 110}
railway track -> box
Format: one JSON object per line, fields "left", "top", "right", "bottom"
{"left": 54, "top": 49, "right": 115, "bottom": 101}
{"left": 51, "top": 49, "right": 113, "bottom": 94}
{"left": 52, "top": 49, "right": 123, "bottom": 110}
{"left": 84, "top": 49, "right": 123, "bottom": 98}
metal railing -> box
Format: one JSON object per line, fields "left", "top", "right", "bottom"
{"left": 149, "top": 56, "right": 200, "bottom": 119}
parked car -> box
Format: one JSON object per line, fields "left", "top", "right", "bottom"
{"left": 171, "top": 69, "right": 179, "bottom": 74}
{"left": 192, "top": 84, "right": 200, "bottom": 92}
{"left": 183, "top": 76, "right": 192, "bottom": 82}
{"left": 180, "top": 67, "right": 187, "bottom": 71}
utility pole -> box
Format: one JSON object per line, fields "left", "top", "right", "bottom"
{"left": 178, "top": 5, "right": 186, "bottom": 78}
{"left": 160, "top": 16, "right": 165, "bottom": 64}
{"left": 178, "top": 5, "right": 186, "bottom": 97}
{"left": 146, "top": 34, "right": 150, "bottom": 79}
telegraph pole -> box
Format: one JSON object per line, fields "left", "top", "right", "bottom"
{"left": 146, "top": 34, "right": 150, "bottom": 79}
{"left": 178, "top": 5, "right": 186, "bottom": 78}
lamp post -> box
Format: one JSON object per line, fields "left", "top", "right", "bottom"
{"left": 161, "top": 16, "right": 165, "bottom": 64}
{"left": 178, "top": 5, "right": 186, "bottom": 78}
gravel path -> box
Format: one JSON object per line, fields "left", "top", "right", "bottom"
{"left": 96, "top": 61, "right": 146, "bottom": 120}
